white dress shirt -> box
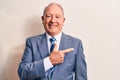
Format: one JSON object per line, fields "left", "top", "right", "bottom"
{"left": 44, "top": 32, "right": 62, "bottom": 72}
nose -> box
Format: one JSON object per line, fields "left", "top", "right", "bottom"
{"left": 51, "top": 16, "right": 56, "bottom": 22}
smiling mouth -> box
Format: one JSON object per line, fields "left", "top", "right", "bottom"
{"left": 48, "top": 23, "right": 57, "bottom": 27}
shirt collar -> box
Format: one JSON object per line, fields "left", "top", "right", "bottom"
{"left": 46, "top": 32, "right": 62, "bottom": 42}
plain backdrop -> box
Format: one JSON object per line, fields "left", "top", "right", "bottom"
{"left": 0, "top": 0, "right": 120, "bottom": 80}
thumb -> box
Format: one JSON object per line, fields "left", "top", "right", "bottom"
{"left": 53, "top": 43, "right": 58, "bottom": 51}
{"left": 62, "top": 48, "right": 74, "bottom": 54}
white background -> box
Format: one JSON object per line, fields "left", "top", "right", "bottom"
{"left": 0, "top": 0, "right": 120, "bottom": 80}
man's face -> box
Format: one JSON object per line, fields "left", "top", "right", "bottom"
{"left": 42, "top": 5, "right": 65, "bottom": 36}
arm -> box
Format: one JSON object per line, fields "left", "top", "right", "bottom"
{"left": 75, "top": 40, "right": 87, "bottom": 80}
{"left": 18, "top": 38, "right": 46, "bottom": 80}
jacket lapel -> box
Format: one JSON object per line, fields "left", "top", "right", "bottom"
{"left": 37, "top": 33, "right": 49, "bottom": 59}
{"left": 59, "top": 33, "right": 70, "bottom": 50}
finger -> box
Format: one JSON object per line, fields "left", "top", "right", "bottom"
{"left": 53, "top": 43, "right": 58, "bottom": 51}
{"left": 59, "top": 58, "right": 64, "bottom": 63}
{"left": 60, "top": 60, "right": 64, "bottom": 63}
{"left": 62, "top": 48, "right": 74, "bottom": 54}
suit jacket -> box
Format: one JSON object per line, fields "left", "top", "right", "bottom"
{"left": 18, "top": 32, "right": 87, "bottom": 80}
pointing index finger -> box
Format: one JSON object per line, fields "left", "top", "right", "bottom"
{"left": 62, "top": 48, "right": 74, "bottom": 54}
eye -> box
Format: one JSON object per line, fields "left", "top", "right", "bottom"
{"left": 56, "top": 16, "right": 60, "bottom": 19}
{"left": 45, "top": 15, "right": 52, "bottom": 18}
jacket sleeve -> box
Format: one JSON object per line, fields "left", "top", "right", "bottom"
{"left": 75, "top": 40, "right": 87, "bottom": 80}
{"left": 18, "top": 38, "right": 46, "bottom": 80}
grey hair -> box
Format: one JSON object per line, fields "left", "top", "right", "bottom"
{"left": 43, "top": 2, "right": 64, "bottom": 16}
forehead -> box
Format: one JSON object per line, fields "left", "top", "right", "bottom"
{"left": 44, "top": 4, "right": 64, "bottom": 15}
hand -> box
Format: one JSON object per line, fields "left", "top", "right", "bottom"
{"left": 49, "top": 43, "right": 74, "bottom": 65}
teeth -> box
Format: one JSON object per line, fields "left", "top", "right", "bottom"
{"left": 49, "top": 24, "right": 56, "bottom": 26}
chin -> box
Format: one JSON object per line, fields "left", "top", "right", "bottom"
{"left": 48, "top": 31, "right": 58, "bottom": 36}
{"left": 48, "top": 29, "right": 56, "bottom": 33}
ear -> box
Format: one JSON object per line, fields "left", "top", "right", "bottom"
{"left": 62, "top": 18, "right": 65, "bottom": 26}
{"left": 41, "top": 16, "right": 44, "bottom": 21}
{"left": 63, "top": 18, "right": 65, "bottom": 22}
{"left": 41, "top": 16, "right": 44, "bottom": 24}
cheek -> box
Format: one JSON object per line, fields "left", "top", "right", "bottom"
{"left": 43, "top": 19, "right": 49, "bottom": 24}
{"left": 45, "top": 21, "right": 49, "bottom": 25}
{"left": 59, "top": 21, "right": 64, "bottom": 26}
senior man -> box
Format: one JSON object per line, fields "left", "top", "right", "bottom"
{"left": 18, "top": 2, "right": 87, "bottom": 80}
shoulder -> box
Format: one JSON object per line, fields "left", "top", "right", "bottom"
{"left": 63, "top": 33, "right": 82, "bottom": 43}
{"left": 25, "top": 33, "right": 46, "bottom": 43}
{"left": 27, "top": 33, "right": 45, "bottom": 40}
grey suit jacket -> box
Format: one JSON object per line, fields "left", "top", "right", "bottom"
{"left": 18, "top": 33, "right": 87, "bottom": 80}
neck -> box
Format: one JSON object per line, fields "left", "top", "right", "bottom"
{"left": 47, "top": 32, "right": 62, "bottom": 37}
